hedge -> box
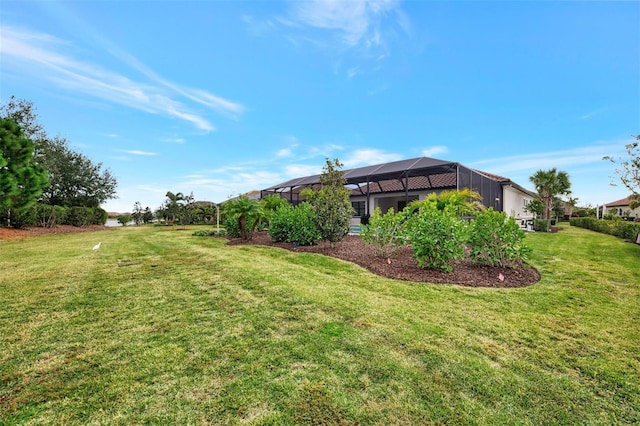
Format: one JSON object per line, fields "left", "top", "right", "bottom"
{"left": 570, "top": 217, "right": 640, "bottom": 241}
{"left": 0, "top": 204, "right": 107, "bottom": 228}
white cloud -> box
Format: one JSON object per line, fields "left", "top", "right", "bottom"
{"left": 122, "top": 150, "right": 158, "bottom": 156}
{"left": 421, "top": 145, "right": 448, "bottom": 158}
{"left": 0, "top": 25, "right": 245, "bottom": 132}
{"left": 289, "top": 0, "right": 399, "bottom": 49}
{"left": 342, "top": 148, "right": 402, "bottom": 167}
{"left": 266, "top": 0, "right": 410, "bottom": 77}
{"left": 277, "top": 148, "right": 294, "bottom": 157}
{"left": 470, "top": 143, "right": 625, "bottom": 175}
{"left": 161, "top": 137, "right": 186, "bottom": 144}
{"left": 284, "top": 163, "right": 323, "bottom": 177}
{"left": 308, "top": 143, "right": 345, "bottom": 157}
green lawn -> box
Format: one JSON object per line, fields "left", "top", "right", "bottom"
{"left": 1, "top": 225, "right": 638, "bottom": 425}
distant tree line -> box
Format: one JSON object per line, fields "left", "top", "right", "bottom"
{"left": 1, "top": 96, "right": 117, "bottom": 227}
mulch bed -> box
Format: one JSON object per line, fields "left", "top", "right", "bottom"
{"left": 0, "top": 225, "right": 112, "bottom": 240}
{"left": 227, "top": 231, "right": 540, "bottom": 288}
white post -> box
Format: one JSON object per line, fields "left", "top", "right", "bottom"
{"left": 216, "top": 204, "right": 220, "bottom": 233}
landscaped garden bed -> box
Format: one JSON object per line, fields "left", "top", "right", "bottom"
{"left": 227, "top": 231, "right": 540, "bottom": 288}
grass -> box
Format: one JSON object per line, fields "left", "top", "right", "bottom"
{"left": 1, "top": 224, "right": 638, "bottom": 425}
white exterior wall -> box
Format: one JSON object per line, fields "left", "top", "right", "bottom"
{"left": 609, "top": 205, "right": 640, "bottom": 220}
{"left": 502, "top": 185, "right": 536, "bottom": 219}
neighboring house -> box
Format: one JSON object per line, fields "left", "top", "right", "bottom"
{"left": 603, "top": 196, "right": 640, "bottom": 220}
{"left": 261, "top": 156, "right": 537, "bottom": 224}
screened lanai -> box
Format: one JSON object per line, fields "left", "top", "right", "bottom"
{"left": 261, "top": 157, "right": 511, "bottom": 216}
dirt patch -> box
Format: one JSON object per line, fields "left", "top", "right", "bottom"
{"left": 0, "top": 225, "right": 112, "bottom": 240}
{"left": 227, "top": 231, "right": 540, "bottom": 288}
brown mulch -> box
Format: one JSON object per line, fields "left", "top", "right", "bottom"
{"left": 227, "top": 231, "right": 540, "bottom": 288}
{"left": 0, "top": 225, "right": 112, "bottom": 240}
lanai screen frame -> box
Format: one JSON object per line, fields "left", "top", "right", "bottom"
{"left": 261, "top": 157, "right": 504, "bottom": 214}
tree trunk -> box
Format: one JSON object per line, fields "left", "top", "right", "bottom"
{"left": 238, "top": 215, "right": 247, "bottom": 240}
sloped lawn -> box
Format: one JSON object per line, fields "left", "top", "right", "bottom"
{"left": 0, "top": 225, "right": 638, "bottom": 424}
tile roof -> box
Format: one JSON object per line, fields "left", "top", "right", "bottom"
{"left": 605, "top": 196, "right": 634, "bottom": 207}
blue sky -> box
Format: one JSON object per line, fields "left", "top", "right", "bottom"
{"left": 1, "top": 0, "right": 638, "bottom": 213}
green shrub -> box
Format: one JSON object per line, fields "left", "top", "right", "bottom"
{"left": 361, "top": 207, "right": 406, "bottom": 257}
{"left": 268, "top": 203, "right": 321, "bottom": 246}
{"left": 192, "top": 229, "right": 218, "bottom": 237}
{"left": 117, "top": 215, "right": 132, "bottom": 226}
{"left": 94, "top": 207, "right": 108, "bottom": 225}
{"left": 224, "top": 215, "right": 241, "bottom": 238}
{"left": 533, "top": 219, "right": 550, "bottom": 232}
{"left": 34, "top": 204, "right": 68, "bottom": 227}
{"left": 66, "top": 206, "right": 94, "bottom": 227}
{"left": 406, "top": 204, "right": 467, "bottom": 272}
{"left": 0, "top": 206, "right": 36, "bottom": 229}
{"left": 571, "top": 217, "right": 640, "bottom": 241}
{"left": 468, "top": 208, "right": 529, "bottom": 267}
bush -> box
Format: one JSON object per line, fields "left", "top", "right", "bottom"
{"left": 406, "top": 204, "right": 467, "bottom": 272}
{"left": 268, "top": 203, "right": 321, "bottom": 246}
{"left": 5, "top": 208, "right": 37, "bottom": 228}
{"left": 192, "top": 229, "right": 219, "bottom": 237}
{"left": 361, "top": 207, "right": 406, "bottom": 258}
{"left": 94, "top": 208, "right": 108, "bottom": 225}
{"left": 34, "top": 204, "right": 68, "bottom": 227}
{"left": 571, "top": 217, "right": 640, "bottom": 241}
{"left": 224, "top": 215, "right": 241, "bottom": 238}
{"left": 533, "top": 219, "right": 550, "bottom": 232}
{"left": 66, "top": 206, "right": 94, "bottom": 227}
{"left": 117, "top": 215, "right": 132, "bottom": 226}
{"left": 468, "top": 208, "right": 529, "bottom": 267}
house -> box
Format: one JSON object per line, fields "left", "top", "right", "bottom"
{"left": 261, "top": 156, "right": 537, "bottom": 224}
{"left": 602, "top": 196, "right": 640, "bottom": 220}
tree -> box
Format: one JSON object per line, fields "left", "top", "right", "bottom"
{"left": 35, "top": 136, "right": 117, "bottom": 207}
{"left": 565, "top": 194, "right": 579, "bottom": 218}
{"left": 604, "top": 135, "right": 640, "bottom": 209}
{"left": 223, "top": 195, "right": 264, "bottom": 240}
{"left": 117, "top": 215, "right": 132, "bottom": 226}
{"left": 524, "top": 198, "right": 544, "bottom": 218}
{"left": 529, "top": 168, "right": 571, "bottom": 220}
{"left": 176, "top": 193, "right": 195, "bottom": 227}
{"left": 260, "top": 194, "right": 288, "bottom": 228}
{"left": 0, "top": 118, "right": 49, "bottom": 227}
{"left": 142, "top": 207, "right": 154, "bottom": 224}
{"left": 164, "top": 191, "right": 185, "bottom": 223}
{"left": 131, "top": 201, "right": 144, "bottom": 225}
{"left": 0, "top": 96, "right": 46, "bottom": 141}
{"left": 1, "top": 97, "right": 118, "bottom": 208}
{"left": 304, "top": 158, "right": 353, "bottom": 247}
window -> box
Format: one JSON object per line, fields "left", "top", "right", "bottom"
{"left": 352, "top": 201, "right": 366, "bottom": 217}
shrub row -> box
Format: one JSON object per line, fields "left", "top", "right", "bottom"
{"left": 0, "top": 204, "right": 108, "bottom": 228}
{"left": 362, "top": 206, "right": 529, "bottom": 272}
{"left": 570, "top": 217, "right": 640, "bottom": 241}
{"left": 259, "top": 202, "right": 529, "bottom": 272}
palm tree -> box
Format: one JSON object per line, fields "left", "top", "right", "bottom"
{"left": 529, "top": 168, "right": 571, "bottom": 220}
{"left": 165, "top": 191, "right": 185, "bottom": 223}
{"left": 223, "top": 195, "right": 264, "bottom": 240}
{"left": 566, "top": 193, "right": 579, "bottom": 218}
